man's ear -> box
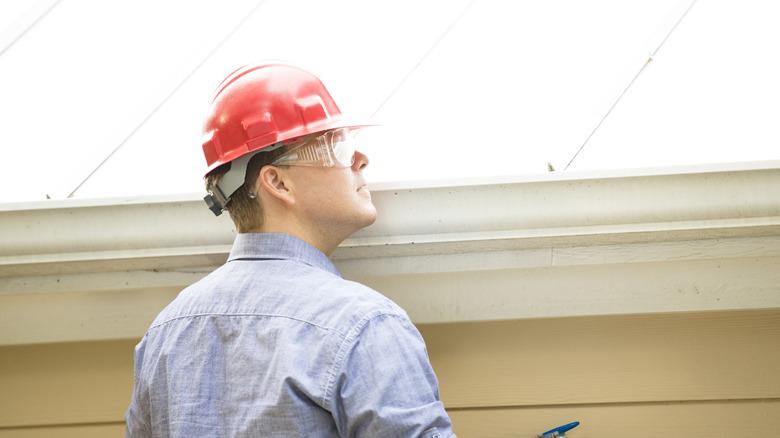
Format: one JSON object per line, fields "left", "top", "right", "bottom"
{"left": 256, "top": 165, "right": 295, "bottom": 206}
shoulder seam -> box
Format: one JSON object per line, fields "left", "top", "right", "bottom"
{"left": 148, "top": 312, "right": 333, "bottom": 332}
{"left": 321, "top": 311, "right": 408, "bottom": 409}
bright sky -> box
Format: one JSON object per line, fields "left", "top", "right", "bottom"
{"left": 1, "top": 0, "right": 778, "bottom": 203}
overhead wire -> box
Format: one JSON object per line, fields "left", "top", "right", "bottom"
{"left": 0, "top": 0, "right": 63, "bottom": 59}
{"left": 563, "top": 0, "right": 699, "bottom": 171}
{"left": 371, "top": 0, "right": 477, "bottom": 118}
{"left": 67, "top": 0, "right": 267, "bottom": 198}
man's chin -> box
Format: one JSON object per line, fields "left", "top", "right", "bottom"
{"left": 356, "top": 206, "right": 378, "bottom": 229}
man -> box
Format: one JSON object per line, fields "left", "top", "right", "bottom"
{"left": 126, "top": 64, "right": 456, "bottom": 437}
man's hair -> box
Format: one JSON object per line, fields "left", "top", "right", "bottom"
{"left": 204, "top": 146, "right": 290, "bottom": 233}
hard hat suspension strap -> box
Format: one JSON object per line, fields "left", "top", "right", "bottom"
{"left": 203, "top": 142, "right": 283, "bottom": 216}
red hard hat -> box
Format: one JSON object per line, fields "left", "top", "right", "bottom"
{"left": 202, "top": 63, "right": 366, "bottom": 176}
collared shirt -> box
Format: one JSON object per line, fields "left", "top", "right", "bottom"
{"left": 126, "top": 232, "right": 455, "bottom": 438}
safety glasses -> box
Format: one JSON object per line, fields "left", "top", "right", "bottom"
{"left": 271, "top": 128, "right": 358, "bottom": 168}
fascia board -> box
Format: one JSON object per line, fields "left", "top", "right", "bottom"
{"left": 1, "top": 161, "right": 779, "bottom": 277}
{"left": 1, "top": 161, "right": 779, "bottom": 343}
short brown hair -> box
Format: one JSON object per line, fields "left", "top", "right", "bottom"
{"left": 204, "top": 146, "right": 289, "bottom": 233}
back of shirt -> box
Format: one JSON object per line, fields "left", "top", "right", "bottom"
{"left": 126, "top": 233, "right": 455, "bottom": 438}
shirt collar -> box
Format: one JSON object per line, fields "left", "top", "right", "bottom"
{"left": 227, "top": 232, "right": 342, "bottom": 277}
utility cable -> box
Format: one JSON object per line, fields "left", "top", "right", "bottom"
{"left": 0, "top": 0, "right": 63, "bottom": 59}
{"left": 563, "top": 0, "right": 699, "bottom": 171}
{"left": 371, "top": 0, "right": 477, "bottom": 118}
{"left": 67, "top": 0, "right": 267, "bottom": 198}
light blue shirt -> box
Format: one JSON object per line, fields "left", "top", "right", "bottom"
{"left": 126, "top": 232, "right": 455, "bottom": 437}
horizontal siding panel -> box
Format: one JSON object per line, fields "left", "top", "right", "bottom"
{"left": 419, "top": 309, "right": 780, "bottom": 408}
{"left": 448, "top": 399, "right": 780, "bottom": 438}
{"left": 0, "top": 340, "right": 136, "bottom": 428}
{"left": 0, "top": 423, "right": 125, "bottom": 438}
{"left": 3, "top": 309, "right": 779, "bottom": 432}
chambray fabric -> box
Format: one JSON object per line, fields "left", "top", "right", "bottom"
{"left": 126, "top": 232, "right": 455, "bottom": 438}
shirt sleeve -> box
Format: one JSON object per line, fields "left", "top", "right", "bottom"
{"left": 125, "top": 338, "right": 152, "bottom": 438}
{"left": 327, "top": 312, "right": 456, "bottom": 438}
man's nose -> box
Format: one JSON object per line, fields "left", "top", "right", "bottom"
{"left": 353, "top": 150, "right": 369, "bottom": 171}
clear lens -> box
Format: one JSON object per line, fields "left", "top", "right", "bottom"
{"left": 331, "top": 137, "right": 357, "bottom": 167}
{"left": 272, "top": 128, "right": 358, "bottom": 168}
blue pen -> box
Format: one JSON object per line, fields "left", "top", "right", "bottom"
{"left": 538, "top": 421, "right": 580, "bottom": 438}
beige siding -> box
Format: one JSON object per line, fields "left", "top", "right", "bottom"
{"left": 419, "top": 309, "right": 780, "bottom": 407}
{"left": 0, "top": 423, "right": 125, "bottom": 438}
{"left": 1, "top": 309, "right": 778, "bottom": 437}
{"left": 0, "top": 340, "right": 134, "bottom": 429}
{"left": 418, "top": 308, "right": 780, "bottom": 437}
{"left": 447, "top": 401, "right": 780, "bottom": 438}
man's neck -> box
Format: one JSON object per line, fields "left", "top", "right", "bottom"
{"left": 250, "top": 225, "right": 344, "bottom": 257}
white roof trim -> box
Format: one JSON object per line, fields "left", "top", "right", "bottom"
{"left": 1, "top": 161, "right": 779, "bottom": 344}
{"left": 2, "top": 159, "right": 778, "bottom": 211}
